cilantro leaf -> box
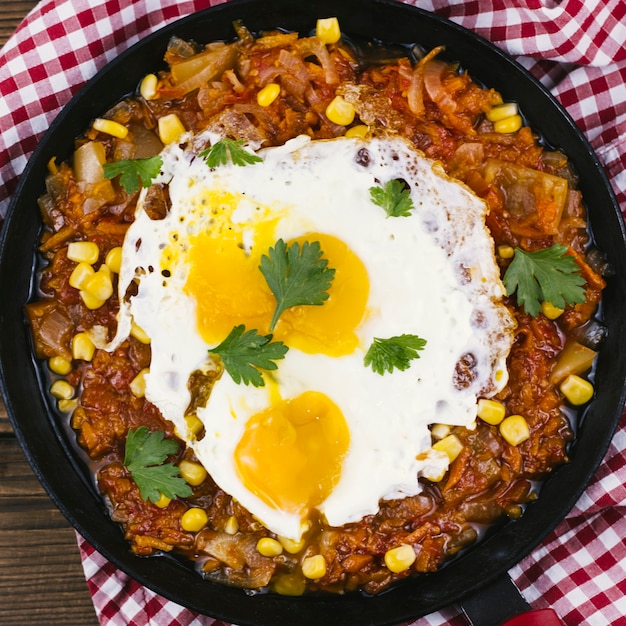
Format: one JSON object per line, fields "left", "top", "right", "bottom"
{"left": 124, "top": 426, "right": 192, "bottom": 503}
{"left": 364, "top": 334, "right": 427, "bottom": 375}
{"left": 369, "top": 179, "right": 414, "bottom": 218}
{"left": 103, "top": 156, "right": 163, "bottom": 195}
{"left": 259, "top": 238, "right": 336, "bottom": 332}
{"left": 208, "top": 324, "right": 288, "bottom": 387}
{"left": 199, "top": 138, "right": 263, "bottom": 167}
{"left": 503, "top": 244, "right": 586, "bottom": 317}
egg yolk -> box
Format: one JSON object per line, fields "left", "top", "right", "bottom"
{"left": 234, "top": 390, "right": 350, "bottom": 515}
{"left": 182, "top": 192, "right": 370, "bottom": 357}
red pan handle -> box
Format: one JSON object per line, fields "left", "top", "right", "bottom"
{"left": 501, "top": 609, "right": 565, "bottom": 626}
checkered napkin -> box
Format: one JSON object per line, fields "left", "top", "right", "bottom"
{"left": 2, "top": 1, "right": 626, "bottom": 624}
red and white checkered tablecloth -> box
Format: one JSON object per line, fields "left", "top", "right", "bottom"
{"left": 2, "top": 1, "right": 626, "bottom": 624}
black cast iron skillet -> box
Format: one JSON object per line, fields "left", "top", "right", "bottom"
{"left": 1, "top": 1, "right": 625, "bottom": 624}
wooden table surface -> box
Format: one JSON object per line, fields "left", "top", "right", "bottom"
{"left": 1, "top": 3, "right": 99, "bottom": 625}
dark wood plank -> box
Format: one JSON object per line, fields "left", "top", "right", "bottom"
{"left": 0, "top": 1, "right": 39, "bottom": 49}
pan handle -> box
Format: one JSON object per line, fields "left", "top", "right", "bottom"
{"left": 459, "top": 574, "right": 565, "bottom": 626}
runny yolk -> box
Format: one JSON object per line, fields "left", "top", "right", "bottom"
{"left": 233, "top": 390, "right": 350, "bottom": 515}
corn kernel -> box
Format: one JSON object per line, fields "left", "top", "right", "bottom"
{"left": 541, "top": 301, "right": 564, "bottom": 320}
{"left": 92, "top": 118, "right": 129, "bottom": 139}
{"left": 486, "top": 102, "right": 519, "bottom": 122}
{"left": 72, "top": 332, "right": 96, "bottom": 361}
{"left": 130, "top": 322, "right": 151, "bottom": 344}
{"left": 83, "top": 268, "right": 114, "bottom": 301}
{"left": 345, "top": 124, "right": 368, "bottom": 139}
{"left": 432, "top": 434, "right": 463, "bottom": 462}
{"left": 50, "top": 379, "right": 74, "bottom": 400}
{"left": 257, "top": 537, "right": 284, "bottom": 557}
{"left": 325, "top": 96, "right": 355, "bottom": 126}
{"left": 560, "top": 374, "right": 594, "bottom": 406}
{"left": 498, "top": 245, "right": 515, "bottom": 259}
{"left": 79, "top": 290, "right": 106, "bottom": 310}
{"left": 179, "top": 460, "right": 208, "bottom": 486}
{"left": 224, "top": 516, "right": 239, "bottom": 535}
{"left": 384, "top": 544, "right": 416, "bottom": 573}
{"left": 181, "top": 507, "right": 208, "bottom": 532}
{"left": 499, "top": 414, "right": 530, "bottom": 446}
{"left": 494, "top": 114, "right": 523, "bottom": 134}
{"left": 477, "top": 398, "right": 506, "bottom": 425}
{"left": 69, "top": 262, "right": 95, "bottom": 290}
{"left": 49, "top": 356, "right": 72, "bottom": 376}
{"left": 105, "top": 246, "right": 123, "bottom": 274}
{"left": 302, "top": 554, "right": 326, "bottom": 579}
{"left": 257, "top": 83, "right": 280, "bottom": 107}
{"left": 57, "top": 398, "right": 78, "bottom": 413}
{"left": 67, "top": 241, "right": 100, "bottom": 265}
{"left": 185, "top": 415, "right": 204, "bottom": 437}
{"left": 421, "top": 465, "right": 447, "bottom": 483}
{"left": 154, "top": 493, "right": 171, "bottom": 509}
{"left": 140, "top": 73, "right": 158, "bottom": 100}
{"left": 272, "top": 573, "right": 306, "bottom": 596}
{"left": 430, "top": 423, "right": 451, "bottom": 440}
{"left": 278, "top": 535, "right": 306, "bottom": 554}
{"left": 316, "top": 17, "right": 341, "bottom": 44}
{"left": 47, "top": 156, "right": 58, "bottom": 175}
{"left": 158, "top": 113, "right": 186, "bottom": 145}
{"left": 130, "top": 367, "right": 149, "bottom": 398}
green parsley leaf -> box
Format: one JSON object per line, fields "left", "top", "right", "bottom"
{"left": 103, "top": 156, "right": 163, "bottom": 195}
{"left": 369, "top": 179, "right": 414, "bottom": 218}
{"left": 503, "top": 244, "right": 586, "bottom": 317}
{"left": 208, "top": 324, "right": 288, "bottom": 387}
{"left": 199, "top": 138, "right": 263, "bottom": 167}
{"left": 259, "top": 238, "right": 336, "bottom": 332}
{"left": 364, "top": 334, "right": 427, "bottom": 375}
{"left": 123, "top": 426, "right": 192, "bottom": 503}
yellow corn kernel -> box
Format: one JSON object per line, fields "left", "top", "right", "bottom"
{"left": 79, "top": 290, "right": 105, "bottom": 310}
{"left": 278, "top": 535, "right": 306, "bottom": 554}
{"left": 92, "top": 118, "right": 129, "bottom": 139}
{"left": 69, "top": 262, "right": 95, "bottom": 290}
{"left": 498, "top": 245, "right": 515, "bottom": 259}
{"left": 560, "top": 374, "right": 594, "bottom": 406}
{"left": 105, "top": 246, "right": 123, "bottom": 274}
{"left": 47, "top": 156, "right": 58, "bottom": 175}
{"left": 325, "top": 96, "right": 355, "bottom": 126}
{"left": 541, "top": 301, "right": 564, "bottom": 320}
{"left": 345, "top": 124, "right": 368, "bottom": 139}
{"left": 67, "top": 241, "right": 100, "bottom": 265}
{"left": 72, "top": 332, "right": 96, "bottom": 361}
{"left": 83, "top": 268, "right": 114, "bottom": 301}
{"left": 57, "top": 398, "right": 78, "bottom": 413}
{"left": 499, "top": 414, "right": 530, "bottom": 446}
{"left": 130, "top": 367, "right": 149, "bottom": 398}
{"left": 154, "top": 493, "right": 171, "bottom": 509}
{"left": 486, "top": 102, "right": 519, "bottom": 122}
{"left": 185, "top": 415, "right": 204, "bottom": 437}
{"left": 302, "top": 554, "right": 326, "bottom": 579}
{"left": 272, "top": 573, "right": 306, "bottom": 596}
{"left": 158, "top": 113, "right": 186, "bottom": 145}
{"left": 49, "top": 356, "right": 72, "bottom": 376}
{"left": 178, "top": 460, "right": 208, "bottom": 486}
{"left": 130, "top": 322, "right": 151, "bottom": 344}
{"left": 316, "top": 17, "right": 341, "bottom": 44}
{"left": 257, "top": 537, "right": 284, "bottom": 557}
{"left": 140, "top": 73, "right": 158, "bottom": 100}
{"left": 421, "top": 465, "right": 447, "bottom": 483}
{"left": 384, "top": 544, "right": 416, "bottom": 573}
{"left": 494, "top": 114, "right": 523, "bottom": 134}
{"left": 224, "top": 516, "right": 239, "bottom": 535}
{"left": 432, "top": 434, "right": 463, "bottom": 462}
{"left": 181, "top": 507, "right": 208, "bottom": 532}
{"left": 50, "top": 379, "right": 74, "bottom": 400}
{"left": 430, "top": 423, "right": 451, "bottom": 440}
{"left": 477, "top": 398, "right": 506, "bottom": 425}
{"left": 257, "top": 83, "right": 280, "bottom": 107}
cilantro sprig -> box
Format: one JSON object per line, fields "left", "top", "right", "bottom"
{"left": 123, "top": 426, "right": 192, "bottom": 503}
{"left": 364, "top": 334, "right": 427, "bottom": 375}
{"left": 369, "top": 179, "right": 414, "bottom": 218}
{"left": 208, "top": 324, "right": 288, "bottom": 387}
{"left": 503, "top": 244, "right": 586, "bottom": 317}
{"left": 103, "top": 156, "right": 163, "bottom": 195}
{"left": 259, "top": 239, "right": 336, "bottom": 332}
{"left": 200, "top": 138, "right": 263, "bottom": 168}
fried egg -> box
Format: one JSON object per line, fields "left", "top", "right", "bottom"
{"left": 108, "top": 132, "right": 515, "bottom": 540}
